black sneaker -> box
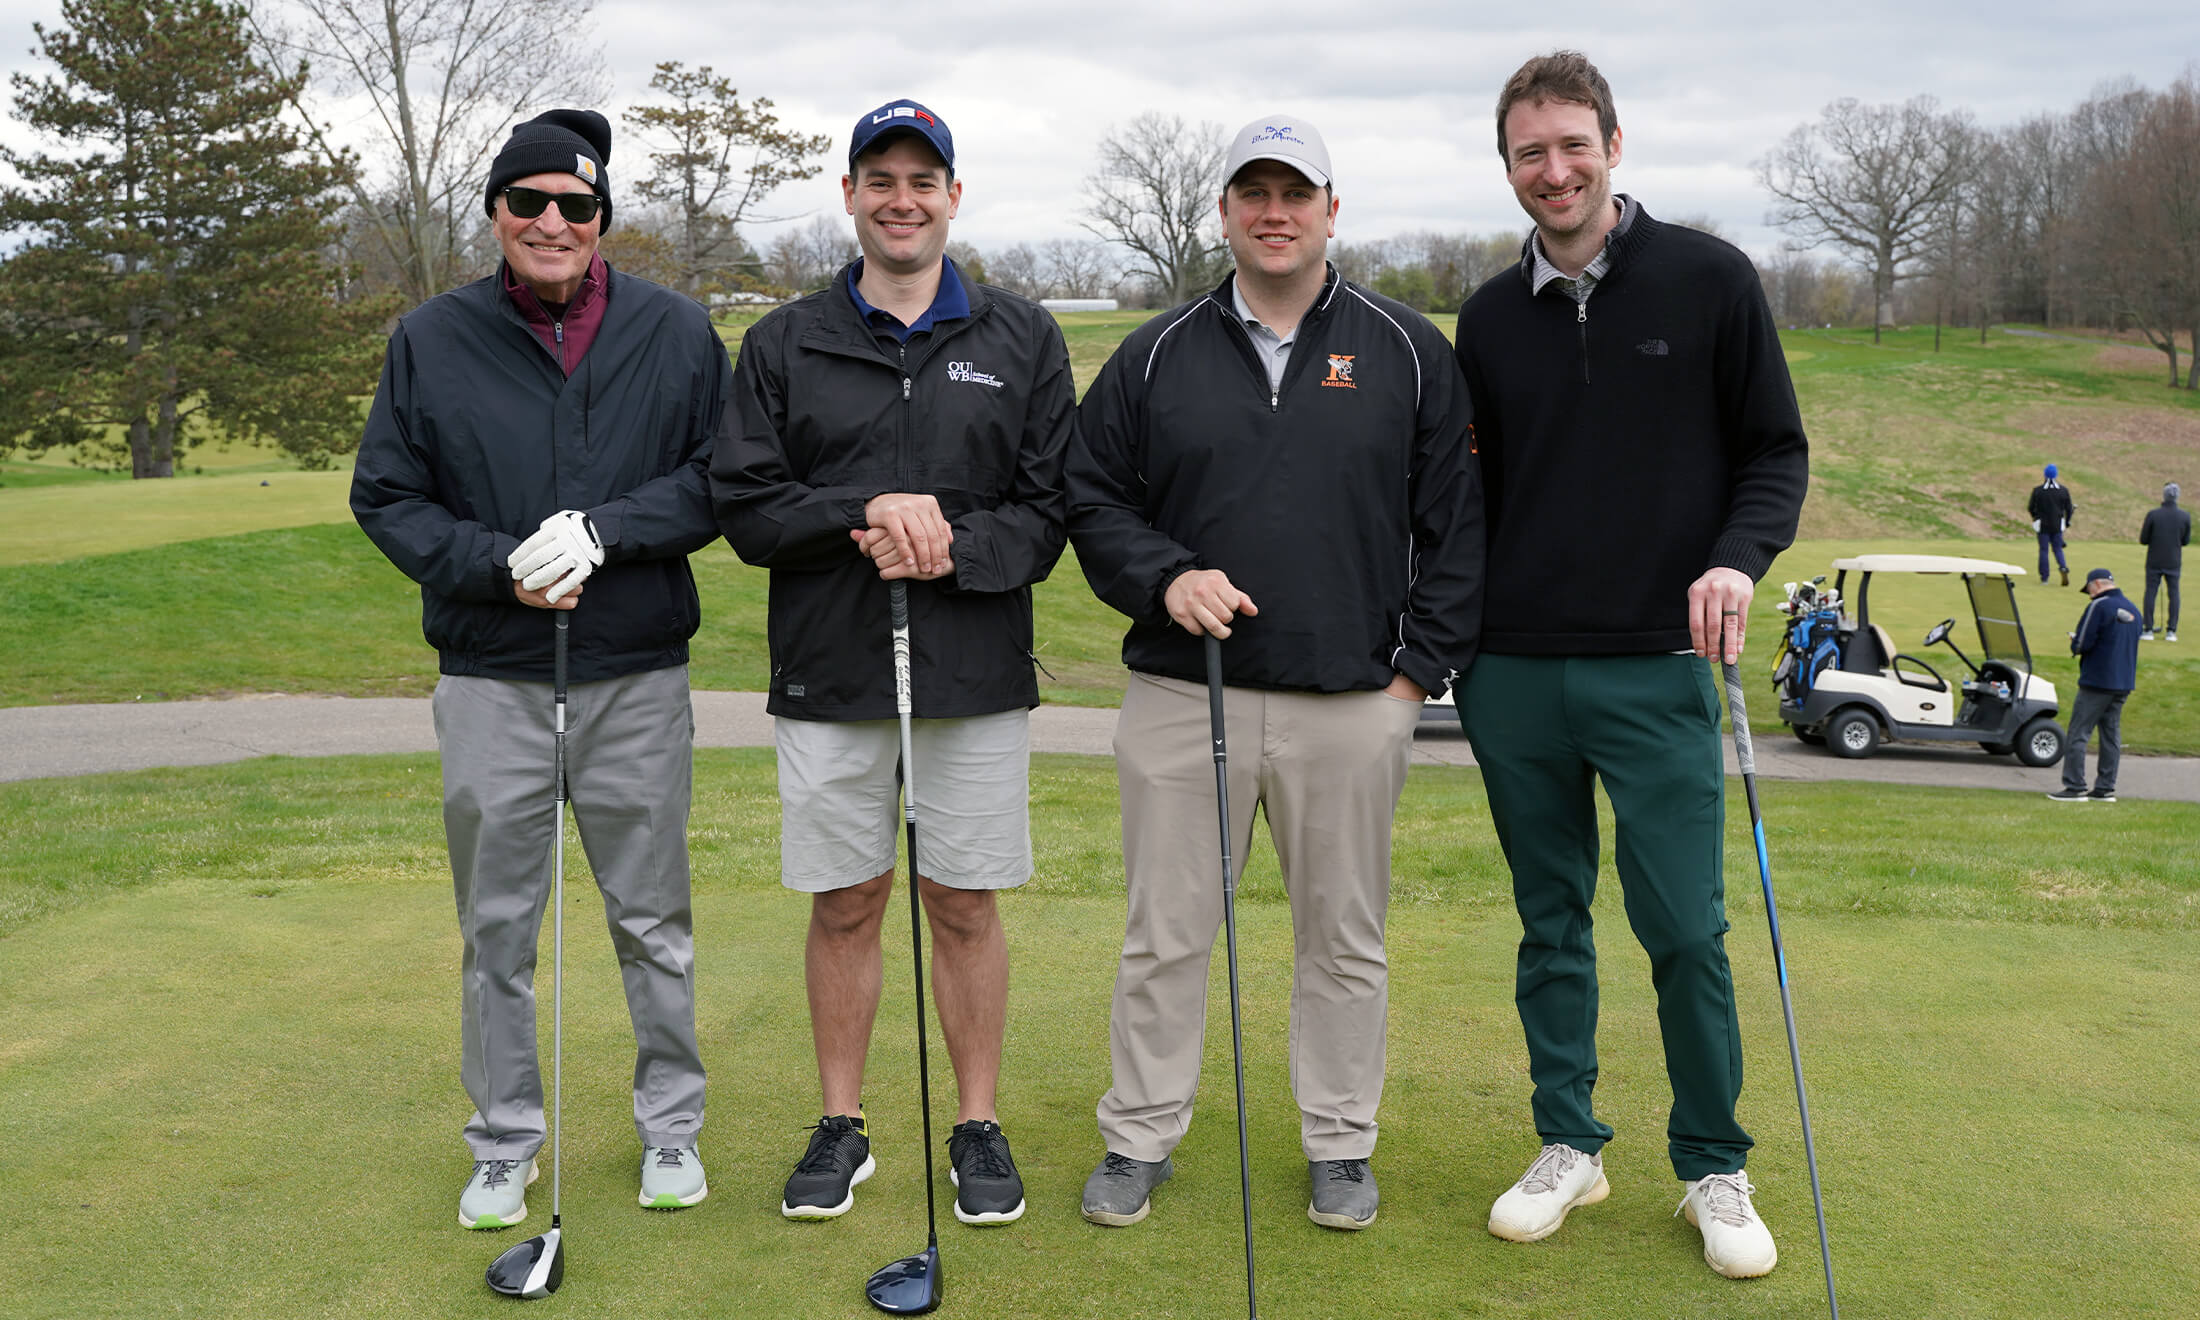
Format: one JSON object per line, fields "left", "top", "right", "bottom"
{"left": 2044, "top": 788, "right": 2091, "bottom": 802}
{"left": 947, "top": 1119, "right": 1026, "bottom": 1225}
{"left": 2089, "top": 788, "right": 2117, "bottom": 802}
{"left": 781, "top": 1114, "right": 875, "bottom": 1220}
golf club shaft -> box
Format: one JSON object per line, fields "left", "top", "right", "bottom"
{"left": 551, "top": 612, "right": 567, "bottom": 1229}
{"left": 1722, "top": 661, "right": 1835, "bottom": 1318}
{"left": 1204, "top": 635, "right": 1258, "bottom": 1320}
{"left": 891, "top": 582, "right": 939, "bottom": 1249}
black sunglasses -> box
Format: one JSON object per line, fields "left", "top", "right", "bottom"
{"left": 500, "top": 186, "right": 603, "bottom": 224}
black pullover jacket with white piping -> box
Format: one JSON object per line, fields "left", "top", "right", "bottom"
{"left": 712, "top": 262, "right": 1074, "bottom": 721}
{"left": 1454, "top": 207, "right": 1809, "bottom": 655}
{"left": 1067, "top": 266, "right": 1484, "bottom": 697}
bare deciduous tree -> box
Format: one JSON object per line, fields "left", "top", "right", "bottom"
{"left": 2082, "top": 75, "right": 2200, "bottom": 388}
{"left": 1756, "top": 95, "right": 1977, "bottom": 341}
{"left": 252, "top": 0, "right": 606, "bottom": 308}
{"left": 1040, "top": 238, "right": 1116, "bottom": 299}
{"left": 623, "top": 61, "right": 829, "bottom": 300}
{"left": 1081, "top": 113, "right": 1225, "bottom": 305}
{"left": 762, "top": 215, "right": 856, "bottom": 295}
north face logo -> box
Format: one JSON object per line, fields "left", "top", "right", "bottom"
{"left": 1635, "top": 339, "right": 1669, "bottom": 356}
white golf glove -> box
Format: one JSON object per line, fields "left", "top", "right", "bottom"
{"left": 511, "top": 510, "right": 603, "bottom": 603}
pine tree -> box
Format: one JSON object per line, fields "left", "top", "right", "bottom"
{"left": 0, "top": 0, "right": 391, "bottom": 477}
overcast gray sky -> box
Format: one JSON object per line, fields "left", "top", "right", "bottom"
{"left": 5, "top": 0, "right": 2198, "bottom": 259}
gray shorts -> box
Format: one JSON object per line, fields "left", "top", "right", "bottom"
{"left": 774, "top": 710, "right": 1032, "bottom": 893}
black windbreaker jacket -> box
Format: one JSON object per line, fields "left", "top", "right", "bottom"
{"left": 352, "top": 263, "right": 728, "bottom": 683}
{"left": 1067, "top": 268, "right": 1484, "bottom": 696}
{"left": 711, "top": 264, "right": 1073, "bottom": 720}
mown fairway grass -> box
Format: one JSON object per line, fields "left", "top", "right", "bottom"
{"left": 1, "top": 751, "right": 2196, "bottom": 1320}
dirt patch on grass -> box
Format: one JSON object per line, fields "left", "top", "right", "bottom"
{"left": 2094, "top": 345, "right": 2180, "bottom": 376}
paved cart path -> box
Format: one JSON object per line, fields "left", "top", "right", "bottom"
{"left": 4, "top": 692, "right": 2197, "bottom": 801}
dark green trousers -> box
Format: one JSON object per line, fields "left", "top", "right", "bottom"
{"left": 1459, "top": 653, "right": 1752, "bottom": 1180}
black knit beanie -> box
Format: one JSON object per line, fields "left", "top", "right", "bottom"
{"left": 484, "top": 109, "right": 613, "bottom": 233}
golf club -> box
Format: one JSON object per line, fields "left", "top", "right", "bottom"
{"left": 487, "top": 611, "right": 571, "bottom": 1300}
{"left": 865, "top": 581, "right": 942, "bottom": 1316}
{"left": 1203, "top": 634, "right": 1258, "bottom": 1320}
{"left": 1722, "top": 660, "right": 1838, "bottom": 1319}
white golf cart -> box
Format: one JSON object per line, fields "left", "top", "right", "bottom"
{"left": 1771, "top": 554, "right": 2064, "bottom": 765}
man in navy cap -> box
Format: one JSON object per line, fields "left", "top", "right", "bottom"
{"left": 354, "top": 108, "right": 725, "bottom": 1228}
{"left": 714, "top": 99, "right": 1074, "bottom": 1228}
{"left": 2047, "top": 568, "right": 2141, "bottom": 801}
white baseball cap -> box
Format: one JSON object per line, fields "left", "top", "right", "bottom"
{"left": 1223, "top": 115, "right": 1332, "bottom": 189}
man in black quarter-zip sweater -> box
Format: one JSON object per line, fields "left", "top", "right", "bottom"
{"left": 713, "top": 99, "right": 1072, "bottom": 1231}
{"left": 1453, "top": 52, "right": 1807, "bottom": 1282}
{"left": 1068, "top": 114, "right": 1483, "bottom": 1234}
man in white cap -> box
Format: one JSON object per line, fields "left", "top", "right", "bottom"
{"left": 1067, "top": 113, "right": 1483, "bottom": 1231}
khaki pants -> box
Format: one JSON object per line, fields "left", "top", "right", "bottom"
{"left": 1096, "top": 672, "right": 1421, "bottom": 1162}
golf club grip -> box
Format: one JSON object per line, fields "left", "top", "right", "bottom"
{"left": 1721, "top": 661, "right": 1756, "bottom": 775}
{"left": 553, "top": 612, "right": 568, "bottom": 701}
{"left": 1203, "top": 634, "right": 1226, "bottom": 760}
{"left": 890, "top": 582, "right": 913, "bottom": 719}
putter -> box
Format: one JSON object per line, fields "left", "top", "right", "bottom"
{"left": 865, "top": 581, "right": 942, "bottom": 1316}
{"left": 1722, "top": 661, "right": 1838, "bottom": 1319}
{"left": 1203, "top": 634, "right": 1259, "bottom": 1320}
{"left": 488, "top": 611, "right": 571, "bottom": 1300}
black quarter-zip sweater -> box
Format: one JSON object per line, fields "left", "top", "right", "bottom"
{"left": 1453, "top": 207, "right": 1809, "bottom": 655}
{"left": 1067, "top": 267, "right": 1484, "bottom": 696}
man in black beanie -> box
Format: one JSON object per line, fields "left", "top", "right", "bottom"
{"left": 354, "top": 106, "right": 726, "bottom": 1229}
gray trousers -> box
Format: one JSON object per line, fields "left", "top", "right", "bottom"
{"left": 2061, "top": 685, "right": 2128, "bottom": 794}
{"left": 1097, "top": 672, "right": 1422, "bottom": 1163}
{"left": 435, "top": 665, "right": 705, "bottom": 1159}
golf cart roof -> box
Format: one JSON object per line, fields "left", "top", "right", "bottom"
{"left": 1830, "top": 554, "right": 2028, "bottom": 576}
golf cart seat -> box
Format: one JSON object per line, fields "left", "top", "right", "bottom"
{"left": 1843, "top": 623, "right": 1895, "bottom": 674}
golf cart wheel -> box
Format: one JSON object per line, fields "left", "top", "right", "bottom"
{"left": 2014, "top": 718, "right": 2064, "bottom": 768}
{"left": 1826, "top": 709, "right": 1880, "bottom": 759}
{"left": 1981, "top": 740, "right": 2016, "bottom": 757}
{"left": 1794, "top": 726, "right": 1826, "bottom": 746}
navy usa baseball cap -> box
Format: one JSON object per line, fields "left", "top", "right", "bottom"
{"left": 849, "top": 100, "right": 954, "bottom": 173}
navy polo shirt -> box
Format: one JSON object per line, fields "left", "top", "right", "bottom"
{"left": 846, "top": 256, "right": 970, "bottom": 344}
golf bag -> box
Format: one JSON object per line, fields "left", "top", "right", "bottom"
{"left": 1772, "top": 578, "right": 1845, "bottom": 701}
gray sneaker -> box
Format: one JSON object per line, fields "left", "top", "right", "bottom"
{"left": 1081, "top": 1152, "right": 1172, "bottom": 1226}
{"left": 1308, "top": 1158, "right": 1378, "bottom": 1230}
{"left": 639, "top": 1145, "right": 708, "bottom": 1208}
{"left": 459, "top": 1156, "right": 538, "bottom": 1229}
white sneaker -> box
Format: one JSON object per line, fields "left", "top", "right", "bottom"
{"left": 2141, "top": 631, "right": 2156, "bottom": 641}
{"left": 1488, "top": 1143, "right": 1608, "bottom": 1242}
{"left": 640, "top": 1145, "right": 708, "bottom": 1208}
{"left": 1678, "top": 1172, "right": 1778, "bottom": 1278}
{"left": 2170, "top": 631, "right": 2180, "bottom": 642}
{"left": 459, "top": 1156, "right": 538, "bottom": 1229}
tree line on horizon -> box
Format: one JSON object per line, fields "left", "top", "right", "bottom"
{"left": 2, "top": 0, "right": 2195, "bottom": 479}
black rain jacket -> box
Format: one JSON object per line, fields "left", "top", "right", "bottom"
{"left": 352, "top": 263, "right": 728, "bottom": 682}
{"left": 1066, "top": 267, "right": 1484, "bottom": 697}
{"left": 711, "top": 264, "right": 1073, "bottom": 720}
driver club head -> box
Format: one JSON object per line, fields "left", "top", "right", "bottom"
{"left": 486, "top": 1226, "right": 564, "bottom": 1300}
{"left": 865, "top": 1245, "right": 941, "bottom": 1315}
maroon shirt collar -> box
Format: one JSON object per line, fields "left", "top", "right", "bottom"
{"left": 503, "top": 251, "right": 609, "bottom": 376}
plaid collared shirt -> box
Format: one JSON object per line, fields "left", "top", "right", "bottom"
{"left": 1528, "top": 193, "right": 1640, "bottom": 303}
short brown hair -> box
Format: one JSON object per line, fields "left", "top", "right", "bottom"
{"left": 1495, "top": 51, "right": 1618, "bottom": 161}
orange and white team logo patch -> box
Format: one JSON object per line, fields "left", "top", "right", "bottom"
{"left": 1322, "top": 354, "right": 1357, "bottom": 388}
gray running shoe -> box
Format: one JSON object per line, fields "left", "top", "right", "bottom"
{"left": 1307, "top": 1158, "right": 1378, "bottom": 1230}
{"left": 1081, "top": 1151, "right": 1172, "bottom": 1226}
{"left": 639, "top": 1144, "right": 708, "bottom": 1208}
{"left": 459, "top": 1156, "right": 537, "bottom": 1229}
